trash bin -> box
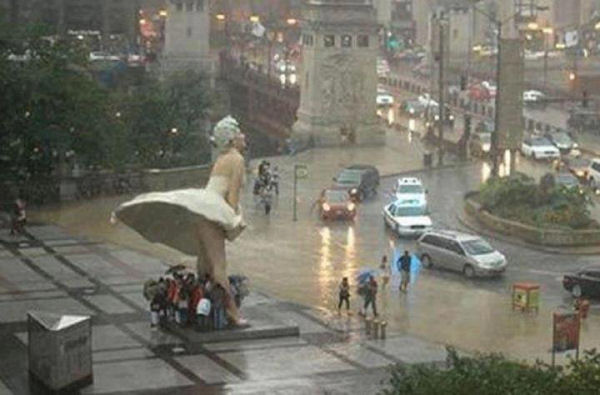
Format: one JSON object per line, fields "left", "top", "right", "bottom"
{"left": 423, "top": 152, "right": 433, "bottom": 167}
{"left": 28, "top": 311, "right": 93, "bottom": 392}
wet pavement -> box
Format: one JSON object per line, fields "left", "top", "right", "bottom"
{"left": 20, "top": 126, "right": 599, "bottom": 373}
{"left": 0, "top": 225, "right": 421, "bottom": 394}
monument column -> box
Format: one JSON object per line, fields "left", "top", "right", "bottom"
{"left": 292, "top": 0, "right": 384, "bottom": 147}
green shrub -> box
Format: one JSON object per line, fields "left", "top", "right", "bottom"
{"left": 477, "top": 174, "right": 594, "bottom": 230}
{"left": 381, "top": 348, "right": 600, "bottom": 395}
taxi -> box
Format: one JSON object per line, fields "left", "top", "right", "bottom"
{"left": 383, "top": 198, "right": 432, "bottom": 237}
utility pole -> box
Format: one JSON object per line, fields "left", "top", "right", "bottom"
{"left": 438, "top": 18, "right": 445, "bottom": 166}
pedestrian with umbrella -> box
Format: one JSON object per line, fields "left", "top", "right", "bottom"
{"left": 356, "top": 268, "right": 378, "bottom": 316}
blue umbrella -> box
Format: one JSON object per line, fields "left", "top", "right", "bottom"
{"left": 356, "top": 268, "right": 379, "bottom": 285}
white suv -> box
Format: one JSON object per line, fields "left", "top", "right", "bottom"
{"left": 395, "top": 177, "right": 427, "bottom": 205}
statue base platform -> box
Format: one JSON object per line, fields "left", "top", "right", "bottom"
{"left": 163, "top": 293, "right": 300, "bottom": 344}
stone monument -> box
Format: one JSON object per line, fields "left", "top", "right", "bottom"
{"left": 292, "top": 0, "right": 384, "bottom": 147}
{"left": 162, "top": 0, "right": 215, "bottom": 74}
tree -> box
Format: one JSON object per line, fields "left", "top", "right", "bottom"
{"left": 121, "top": 70, "right": 212, "bottom": 168}
{"left": 0, "top": 22, "right": 118, "bottom": 180}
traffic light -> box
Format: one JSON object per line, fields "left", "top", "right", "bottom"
{"left": 582, "top": 90, "right": 589, "bottom": 108}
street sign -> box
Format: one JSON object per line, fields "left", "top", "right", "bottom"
{"left": 295, "top": 164, "right": 308, "bottom": 179}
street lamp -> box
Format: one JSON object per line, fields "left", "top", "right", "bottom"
{"left": 472, "top": 5, "right": 549, "bottom": 177}
{"left": 216, "top": 13, "right": 226, "bottom": 21}
{"left": 249, "top": 15, "right": 260, "bottom": 23}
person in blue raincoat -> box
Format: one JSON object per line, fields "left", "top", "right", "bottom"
{"left": 398, "top": 250, "right": 412, "bottom": 292}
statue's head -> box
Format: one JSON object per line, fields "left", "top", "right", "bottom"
{"left": 211, "top": 115, "right": 246, "bottom": 153}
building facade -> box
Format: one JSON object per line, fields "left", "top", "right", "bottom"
{"left": 162, "top": 0, "right": 211, "bottom": 72}
{"left": 292, "top": 0, "right": 384, "bottom": 147}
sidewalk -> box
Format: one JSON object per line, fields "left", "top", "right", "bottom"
{"left": 0, "top": 224, "right": 449, "bottom": 394}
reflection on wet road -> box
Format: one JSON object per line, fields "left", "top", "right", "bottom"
{"left": 32, "top": 156, "right": 600, "bottom": 362}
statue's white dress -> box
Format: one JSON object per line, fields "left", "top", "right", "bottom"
{"left": 114, "top": 175, "right": 244, "bottom": 256}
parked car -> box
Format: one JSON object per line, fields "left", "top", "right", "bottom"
{"left": 554, "top": 172, "right": 580, "bottom": 190}
{"left": 475, "top": 120, "right": 495, "bottom": 134}
{"left": 521, "top": 136, "right": 560, "bottom": 160}
{"left": 424, "top": 104, "right": 454, "bottom": 128}
{"left": 523, "top": 90, "right": 546, "bottom": 108}
{"left": 559, "top": 154, "right": 590, "bottom": 182}
{"left": 394, "top": 49, "right": 426, "bottom": 62}
{"left": 468, "top": 83, "right": 492, "bottom": 101}
{"left": 469, "top": 132, "right": 492, "bottom": 157}
{"left": 481, "top": 81, "right": 497, "bottom": 98}
{"left": 89, "top": 51, "right": 120, "bottom": 62}
{"left": 416, "top": 230, "right": 507, "bottom": 278}
{"left": 399, "top": 100, "right": 426, "bottom": 117}
{"left": 544, "top": 131, "right": 577, "bottom": 154}
{"left": 586, "top": 158, "right": 600, "bottom": 189}
{"left": 383, "top": 199, "right": 432, "bottom": 237}
{"left": 563, "top": 265, "right": 600, "bottom": 298}
{"left": 376, "top": 88, "right": 394, "bottom": 107}
{"left": 333, "top": 164, "right": 380, "bottom": 201}
{"left": 317, "top": 188, "right": 357, "bottom": 221}
{"left": 418, "top": 93, "right": 438, "bottom": 108}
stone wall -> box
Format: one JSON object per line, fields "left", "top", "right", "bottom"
{"left": 464, "top": 192, "right": 600, "bottom": 247}
{"left": 141, "top": 165, "right": 211, "bottom": 191}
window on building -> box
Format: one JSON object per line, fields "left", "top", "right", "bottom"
{"left": 176, "top": 3, "right": 183, "bottom": 11}
{"left": 358, "top": 35, "right": 369, "bottom": 47}
{"left": 341, "top": 35, "right": 352, "bottom": 47}
{"left": 187, "top": 27, "right": 192, "bottom": 37}
{"left": 303, "top": 34, "right": 314, "bottom": 46}
{"left": 453, "top": 29, "right": 458, "bottom": 39}
{"left": 186, "top": 2, "right": 193, "bottom": 12}
{"left": 324, "top": 35, "right": 335, "bottom": 47}
{"left": 196, "top": 0, "right": 204, "bottom": 12}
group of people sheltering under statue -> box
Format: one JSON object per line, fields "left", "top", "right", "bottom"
{"left": 113, "top": 115, "right": 250, "bottom": 328}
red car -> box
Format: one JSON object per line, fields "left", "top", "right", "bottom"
{"left": 468, "top": 84, "right": 491, "bottom": 101}
{"left": 318, "top": 189, "right": 357, "bottom": 221}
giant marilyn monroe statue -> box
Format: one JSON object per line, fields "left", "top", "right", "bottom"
{"left": 113, "top": 116, "right": 248, "bottom": 326}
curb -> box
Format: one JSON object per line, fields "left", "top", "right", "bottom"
{"left": 381, "top": 160, "right": 475, "bottom": 179}
{"left": 456, "top": 209, "right": 600, "bottom": 256}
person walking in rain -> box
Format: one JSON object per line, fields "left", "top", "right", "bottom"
{"left": 380, "top": 255, "right": 390, "bottom": 289}
{"left": 363, "top": 276, "right": 378, "bottom": 317}
{"left": 337, "top": 277, "right": 351, "bottom": 313}
{"left": 398, "top": 250, "right": 412, "bottom": 293}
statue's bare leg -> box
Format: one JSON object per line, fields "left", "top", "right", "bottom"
{"left": 196, "top": 218, "right": 241, "bottom": 323}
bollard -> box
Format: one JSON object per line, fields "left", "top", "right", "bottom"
{"left": 365, "top": 317, "right": 372, "bottom": 335}
{"left": 380, "top": 321, "right": 387, "bottom": 339}
{"left": 372, "top": 320, "right": 380, "bottom": 339}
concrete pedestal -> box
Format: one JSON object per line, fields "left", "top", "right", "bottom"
{"left": 27, "top": 311, "right": 92, "bottom": 393}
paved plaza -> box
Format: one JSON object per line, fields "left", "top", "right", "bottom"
{"left": 0, "top": 224, "right": 451, "bottom": 394}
